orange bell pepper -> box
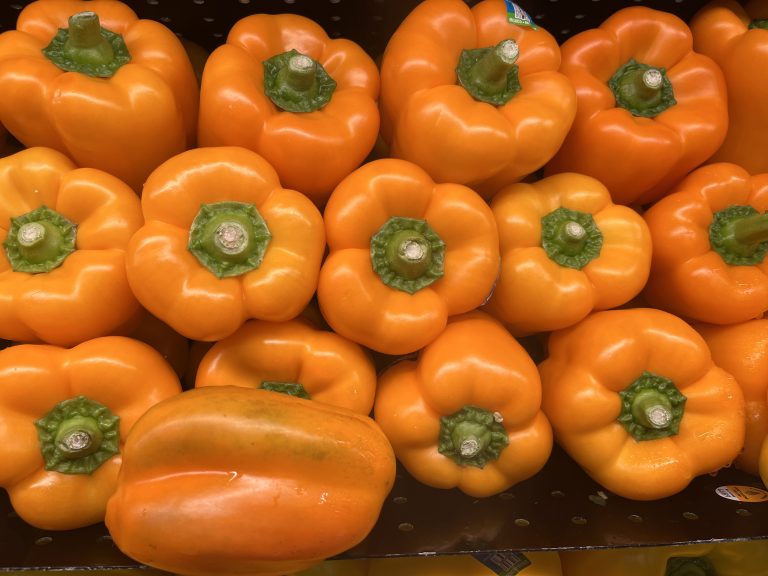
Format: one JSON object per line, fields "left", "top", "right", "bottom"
{"left": 0, "top": 0, "right": 199, "bottom": 193}
{"left": 642, "top": 162, "right": 768, "bottom": 325}
{"left": 691, "top": 0, "right": 768, "bottom": 175}
{"left": 125, "top": 146, "right": 326, "bottom": 342}
{"left": 105, "top": 386, "right": 396, "bottom": 576}
{"left": 317, "top": 158, "right": 500, "bottom": 356}
{"left": 0, "top": 336, "right": 181, "bottom": 530}
{"left": 197, "top": 12, "right": 380, "bottom": 207}
{"left": 368, "top": 551, "right": 563, "bottom": 576}
{"left": 694, "top": 319, "right": 768, "bottom": 477}
{"left": 194, "top": 318, "right": 377, "bottom": 415}
{"left": 379, "top": 0, "right": 576, "bottom": 198}
{"left": 544, "top": 6, "right": 728, "bottom": 207}
{"left": 373, "top": 311, "right": 552, "bottom": 498}
{"left": 539, "top": 307, "right": 745, "bottom": 501}
{"left": 482, "top": 172, "right": 652, "bottom": 335}
{"left": 0, "top": 146, "right": 143, "bottom": 347}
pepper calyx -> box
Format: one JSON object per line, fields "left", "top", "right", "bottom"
{"left": 709, "top": 204, "right": 768, "bottom": 266}
{"left": 260, "top": 381, "right": 311, "bottom": 399}
{"left": 618, "top": 371, "right": 686, "bottom": 441}
{"left": 438, "top": 405, "right": 509, "bottom": 468}
{"left": 263, "top": 49, "right": 337, "bottom": 113}
{"left": 3, "top": 205, "right": 77, "bottom": 274}
{"left": 456, "top": 39, "right": 521, "bottom": 106}
{"left": 540, "top": 206, "right": 603, "bottom": 269}
{"left": 609, "top": 58, "right": 676, "bottom": 117}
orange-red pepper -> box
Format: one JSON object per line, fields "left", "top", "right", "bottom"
{"left": 0, "top": 0, "right": 199, "bottom": 192}
{"left": 197, "top": 12, "right": 380, "bottom": 207}
{"left": 694, "top": 319, "right": 768, "bottom": 476}
{"left": 482, "top": 172, "right": 652, "bottom": 335}
{"left": 125, "top": 146, "right": 326, "bottom": 342}
{"left": 195, "top": 318, "right": 377, "bottom": 415}
{"left": 642, "top": 162, "right": 768, "bottom": 325}
{"left": 317, "top": 158, "right": 500, "bottom": 356}
{"left": 539, "top": 307, "right": 745, "bottom": 501}
{"left": 0, "top": 147, "right": 143, "bottom": 347}
{"left": 0, "top": 336, "right": 181, "bottom": 530}
{"left": 373, "top": 311, "right": 552, "bottom": 498}
{"left": 545, "top": 6, "right": 728, "bottom": 207}
{"left": 691, "top": 0, "right": 768, "bottom": 174}
{"left": 379, "top": 0, "right": 576, "bottom": 198}
{"left": 105, "top": 386, "right": 396, "bottom": 576}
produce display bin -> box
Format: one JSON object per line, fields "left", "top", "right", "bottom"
{"left": 1, "top": 0, "right": 767, "bottom": 572}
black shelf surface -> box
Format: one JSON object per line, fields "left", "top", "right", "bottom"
{"left": 2, "top": 447, "right": 767, "bottom": 570}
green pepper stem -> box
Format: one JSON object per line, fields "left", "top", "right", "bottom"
{"left": 3, "top": 205, "right": 77, "bottom": 274}
{"left": 540, "top": 207, "right": 603, "bottom": 270}
{"left": 438, "top": 406, "right": 508, "bottom": 468}
{"left": 555, "top": 220, "right": 587, "bottom": 256}
{"left": 731, "top": 212, "right": 768, "bottom": 246}
{"left": 386, "top": 229, "right": 432, "bottom": 280}
{"left": 609, "top": 59, "right": 676, "bottom": 118}
{"left": 618, "top": 372, "right": 686, "bottom": 442}
{"left": 456, "top": 39, "right": 521, "bottom": 105}
{"left": 260, "top": 381, "right": 311, "bottom": 399}
{"left": 749, "top": 19, "right": 768, "bottom": 30}
{"left": 710, "top": 205, "right": 768, "bottom": 266}
{"left": 64, "top": 12, "right": 115, "bottom": 67}
{"left": 54, "top": 415, "right": 103, "bottom": 459}
{"left": 630, "top": 389, "right": 673, "bottom": 430}
{"left": 263, "top": 49, "right": 337, "bottom": 113}
{"left": 282, "top": 53, "right": 317, "bottom": 92}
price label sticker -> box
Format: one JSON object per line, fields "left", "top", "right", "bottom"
{"left": 715, "top": 485, "right": 768, "bottom": 503}
{"left": 503, "top": 1, "right": 538, "bottom": 30}
{"left": 472, "top": 551, "right": 532, "bottom": 575}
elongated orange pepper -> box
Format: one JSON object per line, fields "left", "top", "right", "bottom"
{"left": 195, "top": 318, "right": 377, "bottom": 415}
{"left": 317, "top": 158, "right": 500, "bottom": 356}
{"left": 197, "top": 12, "right": 380, "bottom": 207}
{"left": 0, "top": 147, "right": 143, "bottom": 346}
{"left": 545, "top": 6, "right": 728, "bottom": 207}
{"left": 694, "top": 319, "right": 768, "bottom": 476}
{"left": 379, "top": 0, "right": 576, "bottom": 198}
{"left": 0, "top": 0, "right": 199, "bottom": 192}
{"left": 691, "top": 0, "right": 768, "bottom": 175}
{"left": 642, "top": 162, "right": 768, "bottom": 325}
{"left": 539, "top": 307, "right": 745, "bottom": 501}
{"left": 373, "top": 311, "right": 552, "bottom": 498}
{"left": 105, "top": 386, "right": 396, "bottom": 576}
{"left": 482, "top": 172, "right": 652, "bottom": 335}
{"left": 125, "top": 146, "right": 325, "bottom": 342}
{"left": 0, "top": 336, "right": 181, "bottom": 530}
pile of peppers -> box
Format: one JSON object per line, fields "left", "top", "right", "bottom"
{"left": 0, "top": 0, "right": 767, "bottom": 574}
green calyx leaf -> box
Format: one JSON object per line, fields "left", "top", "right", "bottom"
{"left": 42, "top": 11, "right": 131, "bottom": 78}
{"left": 709, "top": 204, "right": 768, "bottom": 266}
{"left": 3, "top": 205, "right": 77, "bottom": 274}
{"left": 438, "top": 405, "right": 509, "bottom": 468}
{"left": 618, "top": 371, "right": 686, "bottom": 442}
{"left": 263, "top": 49, "right": 337, "bottom": 113}
{"left": 188, "top": 201, "right": 272, "bottom": 279}
{"left": 35, "top": 395, "right": 120, "bottom": 475}
{"left": 609, "top": 58, "right": 676, "bottom": 118}
{"left": 665, "top": 556, "right": 716, "bottom": 576}
{"left": 456, "top": 39, "right": 521, "bottom": 106}
{"left": 370, "top": 216, "right": 445, "bottom": 294}
{"left": 540, "top": 206, "right": 603, "bottom": 269}
{"left": 749, "top": 19, "right": 768, "bottom": 30}
{"left": 260, "top": 381, "right": 311, "bottom": 399}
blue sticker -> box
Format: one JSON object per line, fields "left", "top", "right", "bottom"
{"left": 503, "top": 0, "right": 538, "bottom": 30}
{"left": 472, "top": 551, "right": 533, "bottom": 575}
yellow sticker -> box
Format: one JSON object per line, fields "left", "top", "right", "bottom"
{"left": 715, "top": 485, "right": 768, "bottom": 503}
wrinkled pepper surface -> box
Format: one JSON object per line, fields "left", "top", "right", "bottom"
{"left": 198, "top": 12, "right": 380, "bottom": 207}
{"left": 105, "top": 386, "right": 396, "bottom": 576}
{"left": 195, "top": 318, "right": 377, "bottom": 415}
{"left": 0, "top": 0, "right": 199, "bottom": 192}
{"left": 695, "top": 318, "right": 768, "bottom": 476}
{"left": 373, "top": 311, "right": 552, "bottom": 498}
{"left": 545, "top": 6, "right": 728, "bottom": 207}
{"left": 0, "top": 336, "right": 181, "bottom": 530}
{"left": 560, "top": 540, "right": 768, "bottom": 575}
{"left": 125, "top": 146, "right": 326, "bottom": 342}
{"left": 318, "top": 158, "right": 500, "bottom": 356}
{"left": 642, "top": 162, "right": 768, "bottom": 325}
{"left": 691, "top": 0, "right": 768, "bottom": 175}
{"left": 483, "top": 172, "right": 652, "bottom": 335}
{"left": 539, "top": 307, "right": 745, "bottom": 501}
{"left": 379, "top": 0, "right": 576, "bottom": 198}
{"left": 0, "top": 147, "right": 143, "bottom": 346}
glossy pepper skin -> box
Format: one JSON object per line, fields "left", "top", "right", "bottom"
{"left": 379, "top": 0, "right": 576, "bottom": 198}
{"left": 642, "top": 162, "right": 768, "bottom": 325}
{"left": 368, "top": 552, "right": 563, "bottom": 576}
{"left": 317, "top": 158, "right": 500, "bottom": 356}
{"left": 373, "top": 311, "right": 552, "bottom": 498}
{"left": 560, "top": 540, "right": 768, "bottom": 576}
{"left": 0, "top": 0, "right": 199, "bottom": 193}
{"left": 0, "top": 147, "right": 143, "bottom": 347}
{"left": 539, "top": 307, "right": 745, "bottom": 501}
{"left": 125, "top": 146, "right": 326, "bottom": 342}
{"left": 197, "top": 13, "right": 380, "bottom": 207}
{"left": 691, "top": 0, "right": 768, "bottom": 175}
{"left": 0, "top": 336, "right": 181, "bottom": 530}
{"left": 195, "top": 318, "right": 377, "bottom": 415}
{"left": 105, "top": 386, "right": 397, "bottom": 576}
{"left": 545, "top": 6, "right": 728, "bottom": 207}
{"left": 483, "top": 172, "right": 652, "bottom": 335}
{"left": 694, "top": 319, "right": 768, "bottom": 477}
